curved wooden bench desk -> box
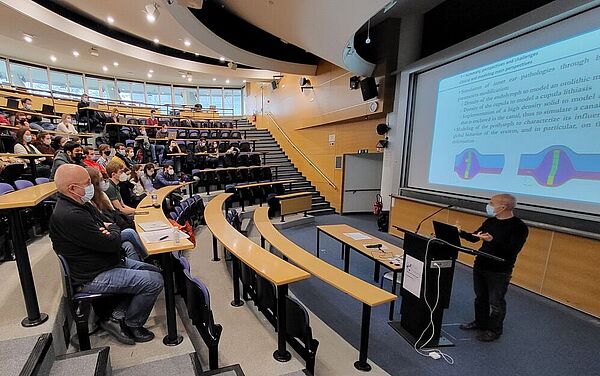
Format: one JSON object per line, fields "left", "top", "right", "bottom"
{"left": 204, "top": 193, "right": 310, "bottom": 362}
{"left": 134, "top": 182, "right": 195, "bottom": 346}
{"left": 254, "top": 207, "right": 396, "bottom": 372}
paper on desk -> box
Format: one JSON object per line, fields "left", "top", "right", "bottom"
{"left": 402, "top": 255, "right": 423, "bottom": 298}
{"left": 344, "top": 232, "right": 371, "bottom": 241}
{"left": 139, "top": 228, "right": 190, "bottom": 243}
{"left": 138, "top": 221, "right": 171, "bottom": 232}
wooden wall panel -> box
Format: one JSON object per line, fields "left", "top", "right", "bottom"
{"left": 391, "top": 196, "right": 600, "bottom": 318}
{"left": 542, "top": 233, "right": 600, "bottom": 315}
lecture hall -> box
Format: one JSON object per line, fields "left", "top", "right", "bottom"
{"left": 0, "top": 0, "right": 599, "bottom": 375}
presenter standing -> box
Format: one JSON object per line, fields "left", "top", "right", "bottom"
{"left": 459, "top": 194, "right": 529, "bottom": 342}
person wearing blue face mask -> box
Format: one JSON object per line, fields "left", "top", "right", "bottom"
{"left": 458, "top": 194, "right": 529, "bottom": 342}
{"left": 50, "top": 164, "right": 163, "bottom": 345}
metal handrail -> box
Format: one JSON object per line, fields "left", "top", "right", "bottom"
{"left": 265, "top": 112, "right": 337, "bottom": 190}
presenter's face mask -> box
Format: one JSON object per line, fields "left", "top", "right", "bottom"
{"left": 486, "top": 203, "right": 505, "bottom": 217}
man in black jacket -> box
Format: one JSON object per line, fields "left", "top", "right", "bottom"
{"left": 49, "top": 164, "right": 163, "bottom": 344}
{"left": 459, "top": 193, "right": 529, "bottom": 342}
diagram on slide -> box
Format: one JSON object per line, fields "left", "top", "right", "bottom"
{"left": 454, "top": 149, "right": 505, "bottom": 179}
{"left": 518, "top": 146, "right": 600, "bottom": 187}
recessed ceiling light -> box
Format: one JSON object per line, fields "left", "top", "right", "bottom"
{"left": 242, "top": 80, "right": 246, "bottom": 83}
{"left": 148, "top": 69, "right": 154, "bottom": 73}
{"left": 194, "top": 53, "right": 199, "bottom": 56}
{"left": 187, "top": 77, "right": 193, "bottom": 82}
{"left": 113, "top": 61, "right": 119, "bottom": 67}
{"left": 102, "top": 66, "right": 108, "bottom": 72}
{"left": 212, "top": 78, "right": 216, "bottom": 81}
{"left": 145, "top": 3, "right": 159, "bottom": 23}
{"left": 184, "top": 40, "right": 191, "bottom": 47}
{"left": 181, "top": 74, "right": 187, "bottom": 78}
{"left": 50, "top": 55, "right": 57, "bottom": 62}
{"left": 107, "top": 16, "right": 114, "bottom": 24}
{"left": 153, "top": 38, "right": 159, "bottom": 44}
{"left": 219, "top": 56, "right": 225, "bottom": 62}
{"left": 23, "top": 34, "right": 34, "bottom": 43}
{"left": 225, "top": 79, "right": 230, "bottom": 84}
{"left": 72, "top": 50, "right": 80, "bottom": 57}
{"left": 147, "top": 73, "right": 153, "bottom": 78}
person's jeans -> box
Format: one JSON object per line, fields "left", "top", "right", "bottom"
{"left": 151, "top": 144, "right": 165, "bottom": 163}
{"left": 80, "top": 258, "right": 163, "bottom": 328}
{"left": 473, "top": 267, "right": 512, "bottom": 335}
{"left": 121, "top": 228, "right": 148, "bottom": 260}
{"left": 29, "top": 122, "right": 56, "bottom": 131}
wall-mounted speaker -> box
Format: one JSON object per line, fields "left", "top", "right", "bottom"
{"left": 360, "top": 77, "right": 378, "bottom": 101}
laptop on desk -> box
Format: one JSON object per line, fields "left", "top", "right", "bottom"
{"left": 432, "top": 220, "right": 462, "bottom": 247}
{"left": 41, "top": 104, "right": 54, "bottom": 115}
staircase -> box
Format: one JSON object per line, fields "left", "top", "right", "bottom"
{"left": 237, "top": 120, "right": 335, "bottom": 216}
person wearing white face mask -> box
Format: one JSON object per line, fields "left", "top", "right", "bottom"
{"left": 153, "top": 161, "right": 181, "bottom": 189}
{"left": 140, "top": 163, "right": 156, "bottom": 193}
{"left": 32, "top": 131, "right": 56, "bottom": 166}
{"left": 14, "top": 128, "right": 51, "bottom": 178}
{"left": 20, "top": 98, "right": 56, "bottom": 131}
{"left": 56, "top": 114, "right": 78, "bottom": 135}
{"left": 458, "top": 193, "right": 529, "bottom": 342}
{"left": 105, "top": 161, "right": 136, "bottom": 216}
{"left": 50, "top": 164, "right": 163, "bottom": 345}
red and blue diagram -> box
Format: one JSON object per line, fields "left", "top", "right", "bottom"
{"left": 518, "top": 145, "right": 600, "bottom": 187}
{"left": 454, "top": 148, "right": 505, "bottom": 179}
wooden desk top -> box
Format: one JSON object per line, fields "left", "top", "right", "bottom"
{"left": 318, "top": 224, "right": 404, "bottom": 271}
{"left": 194, "top": 165, "right": 273, "bottom": 173}
{"left": 276, "top": 192, "right": 312, "bottom": 199}
{"left": 0, "top": 182, "right": 57, "bottom": 210}
{"left": 0, "top": 153, "right": 53, "bottom": 159}
{"left": 0, "top": 106, "right": 61, "bottom": 119}
{"left": 0, "top": 124, "right": 19, "bottom": 130}
{"left": 254, "top": 207, "right": 396, "bottom": 306}
{"left": 167, "top": 153, "right": 187, "bottom": 157}
{"left": 134, "top": 183, "right": 195, "bottom": 255}
{"left": 235, "top": 179, "right": 295, "bottom": 189}
{"left": 205, "top": 193, "right": 310, "bottom": 286}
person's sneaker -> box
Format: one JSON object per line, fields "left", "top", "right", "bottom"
{"left": 459, "top": 321, "right": 483, "bottom": 330}
{"left": 99, "top": 319, "right": 135, "bottom": 345}
{"left": 124, "top": 325, "right": 155, "bottom": 343}
{"left": 477, "top": 330, "right": 500, "bottom": 342}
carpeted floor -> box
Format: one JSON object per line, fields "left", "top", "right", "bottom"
{"left": 281, "top": 213, "right": 600, "bottom": 376}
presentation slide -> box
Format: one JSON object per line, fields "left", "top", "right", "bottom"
{"left": 405, "top": 5, "right": 600, "bottom": 216}
{"left": 429, "top": 26, "right": 600, "bottom": 206}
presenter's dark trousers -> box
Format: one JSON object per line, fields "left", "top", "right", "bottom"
{"left": 473, "top": 267, "right": 512, "bottom": 335}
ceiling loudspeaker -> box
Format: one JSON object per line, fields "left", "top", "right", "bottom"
{"left": 376, "top": 123, "right": 390, "bottom": 135}
{"left": 360, "top": 77, "right": 378, "bottom": 101}
{"left": 299, "top": 77, "right": 311, "bottom": 86}
{"left": 350, "top": 76, "right": 360, "bottom": 90}
{"left": 227, "top": 62, "right": 237, "bottom": 70}
{"left": 175, "top": 0, "right": 204, "bottom": 9}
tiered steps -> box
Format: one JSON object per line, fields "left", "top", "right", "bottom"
{"left": 238, "top": 121, "right": 335, "bottom": 216}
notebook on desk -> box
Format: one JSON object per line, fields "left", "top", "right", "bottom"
{"left": 432, "top": 220, "right": 462, "bottom": 246}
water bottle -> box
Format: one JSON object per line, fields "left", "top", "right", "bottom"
{"left": 151, "top": 191, "right": 158, "bottom": 208}
{"left": 173, "top": 227, "right": 180, "bottom": 244}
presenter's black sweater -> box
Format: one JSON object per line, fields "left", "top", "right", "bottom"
{"left": 460, "top": 216, "right": 529, "bottom": 273}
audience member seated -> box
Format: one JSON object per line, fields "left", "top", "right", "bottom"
{"left": 56, "top": 113, "right": 78, "bottom": 134}
{"left": 13, "top": 128, "right": 51, "bottom": 178}
{"left": 111, "top": 143, "right": 132, "bottom": 171}
{"left": 128, "top": 164, "right": 147, "bottom": 207}
{"left": 21, "top": 98, "right": 56, "bottom": 131}
{"left": 13, "top": 112, "right": 31, "bottom": 130}
{"left": 146, "top": 110, "right": 159, "bottom": 127}
{"left": 32, "top": 131, "right": 55, "bottom": 166}
{"left": 97, "top": 144, "right": 111, "bottom": 168}
{"left": 154, "top": 162, "right": 180, "bottom": 189}
{"left": 138, "top": 126, "right": 164, "bottom": 163}
{"left": 140, "top": 163, "right": 156, "bottom": 193}
{"left": 106, "top": 108, "right": 123, "bottom": 144}
{"left": 77, "top": 93, "right": 107, "bottom": 131}
{"left": 196, "top": 138, "right": 208, "bottom": 153}
{"left": 82, "top": 146, "right": 106, "bottom": 174}
{"left": 51, "top": 135, "right": 66, "bottom": 151}
{"left": 224, "top": 145, "right": 240, "bottom": 167}
{"left": 162, "top": 139, "right": 182, "bottom": 172}
{"left": 156, "top": 123, "right": 169, "bottom": 139}
{"left": 125, "top": 146, "right": 136, "bottom": 166}
{"left": 50, "top": 164, "right": 162, "bottom": 344}
{"left": 0, "top": 112, "right": 9, "bottom": 125}
{"left": 50, "top": 141, "right": 84, "bottom": 180}
{"left": 206, "top": 141, "right": 220, "bottom": 169}
{"left": 87, "top": 167, "right": 147, "bottom": 261}
{"left": 105, "top": 161, "right": 136, "bottom": 215}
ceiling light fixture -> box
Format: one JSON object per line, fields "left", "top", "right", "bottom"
{"left": 153, "top": 38, "right": 160, "bottom": 44}
{"left": 212, "top": 78, "right": 216, "bottom": 81}
{"left": 113, "top": 61, "right": 119, "bottom": 67}
{"left": 225, "top": 79, "right": 230, "bottom": 84}
{"left": 102, "top": 66, "right": 108, "bottom": 72}
{"left": 184, "top": 39, "right": 191, "bottom": 47}
{"left": 50, "top": 55, "right": 57, "bottom": 62}
{"left": 89, "top": 47, "right": 99, "bottom": 57}
{"left": 107, "top": 16, "right": 114, "bottom": 24}
{"left": 242, "top": 80, "right": 247, "bottom": 83}
{"left": 181, "top": 74, "right": 187, "bottom": 78}
{"left": 23, "top": 34, "right": 34, "bottom": 43}
{"left": 149, "top": 69, "right": 154, "bottom": 73}
{"left": 194, "top": 53, "right": 199, "bottom": 57}
{"left": 187, "top": 77, "right": 193, "bottom": 82}
{"left": 219, "top": 56, "right": 225, "bottom": 62}
{"left": 144, "top": 3, "right": 160, "bottom": 23}
{"left": 72, "top": 50, "right": 80, "bottom": 57}
{"left": 147, "top": 73, "right": 153, "bottom": 78}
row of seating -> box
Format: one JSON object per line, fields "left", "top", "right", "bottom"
{"left": 124, "top": 118, "right": 237, "bottom": 129}
{"left": 169, "top": 195, "right": 205, "bottom": 226}
{"left": 119, "top": 126, "right": 244, "bottom": 140}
